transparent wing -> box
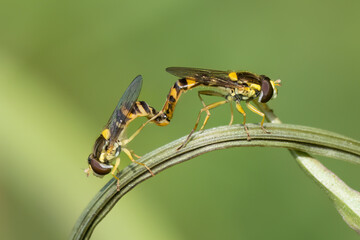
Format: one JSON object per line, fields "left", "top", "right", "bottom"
{"left": 105, "top": 75, "right": 142, "bottom": 144}
{"left": 166, "top": 67, "right": 242, "bottom": 88}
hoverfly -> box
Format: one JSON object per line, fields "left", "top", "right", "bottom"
{"left": 158, "top": 67, "right": 281, "bottom": 149}
{"left": 86, "top": 75, "right": 167, "bottom": 189}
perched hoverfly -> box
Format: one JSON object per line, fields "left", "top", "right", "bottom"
{"left": 158, "top": 67, "right": 281, "bottom": 149}
{"left": 86, "top": 75, "right": 167, "bottom": 189}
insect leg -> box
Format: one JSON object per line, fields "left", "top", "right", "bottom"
{"left": 129, "top": 149, "right": 141, "bottom": 158}
{"left": 110, "top": 157, "right": 121, "bottom": 191}
{"left": 124, "top": 101, "right": 166, "bottom": 145}
{"left": 197, "top": 90, "right": 227, "bottom": 131}
{"left": 229, "top": 102, "right": 234, "bottom": 126}
{"left": 122, "top": 148, "right": 154, "bottom": 176}
{"left": 245, "top": 101, "right": 270, "bottom": 134}
{"left": 235, "top": 102, "right": 251, "bottom": 140}
{"left": 178, "top": 99, "right": 229, "bottom": 150}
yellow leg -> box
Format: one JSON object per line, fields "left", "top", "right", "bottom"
{"left": 200, "top": 100, "right": 229, "bottom": 130}
{"left": 122, "top": 148, "right": 155, "bottom": 176}
{"left": 197, "top": 91, "right": 226, "bottom": 124}
{"left": 178, "top": 100, "right": 229, "bottom": 150}
{"left": 229, "top": 102, "right": 234, "bottom": 126}
{"left": 198, "top": 91, "right": 211, "bottom": 118}
{"left": 235, "top": 102, "right": 250, "bottom": 140}
{"left": 129, "top": 149, "right": 141, "bottom": 159}
{"left": 110, "top": 157, "right": 121, "bottom": 191}
{"left": 124, "top": 113, "right": 160, "bottom": 145}
{"left": 246, "top": 101, "right": 270, "bottom": 134}
{"left": 197, "top": 90, "right": 227, "bottom": 131}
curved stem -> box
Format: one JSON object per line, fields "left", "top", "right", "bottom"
{"left": 71, "top": 122, "right": 360, "bottom": 239}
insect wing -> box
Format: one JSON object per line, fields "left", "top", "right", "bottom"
{"left": 166, "top": 67, "right": 240, "bottom": 88}
{"left": 105, "top": 75, "right": 143, "bottom": 144}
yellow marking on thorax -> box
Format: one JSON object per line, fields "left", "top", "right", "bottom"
{"left": 99, "top": 152, "right": 106, "bottom": 162}
{"left": 106, "top": 142, "right": 118, "bottom": 156}
{"left": 237, "top": 87, "right": 257, "bottom": 99}
{"left": 102, "top": 129, "right": 111, "bottom": 140}
{"left": 228, "top": 72, "right": 238, "bottom": 81}
{"left": 248, "top": 83, "right": 261, "bottom": 91}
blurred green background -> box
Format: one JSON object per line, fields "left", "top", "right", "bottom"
{"left": 1, "top": 0, "right": 360, "bottom": 239}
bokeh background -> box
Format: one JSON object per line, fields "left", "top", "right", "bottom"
{"left": 1, "top": 0, "right": 360, "bottom": 239}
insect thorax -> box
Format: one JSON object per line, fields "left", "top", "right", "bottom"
{"left": 233, "top": 86, "right": 259, "bottom": 101}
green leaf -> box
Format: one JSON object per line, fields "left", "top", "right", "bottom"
{"left": 293, "top": 150, "right": 360, "bottom": 233}
{"left": 256, "top": 102, "right": 360, "bottom": 234}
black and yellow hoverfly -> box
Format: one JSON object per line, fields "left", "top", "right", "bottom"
{"left": 86, "top": 75, "right": 167, "bottom": 189}
{"left": 158, "top": 67, "right": 281, "bottom": 149}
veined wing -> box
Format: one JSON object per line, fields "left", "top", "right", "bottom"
{"left": 105, "top": 75, "right": 142, "bottom": 145}
{"left": 166, "top": 67, "right": 243, "bottom": 88}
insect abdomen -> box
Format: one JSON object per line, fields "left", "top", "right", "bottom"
{"left": 160, "top": 78, "right": 200, "bottom": 124}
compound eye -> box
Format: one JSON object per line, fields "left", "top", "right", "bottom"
{"left": 93, "top": 135, "right": 107, "bottom": 159}
{"left": 258, "top": 76, "right": 273, "bottom": 103}
{"left": 88, "top": 155, "right": 112, "bottom": 175}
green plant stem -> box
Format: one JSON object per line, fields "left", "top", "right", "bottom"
{"left": 71, "top": 120, "right": 360, "bottom": 239}
{"left": 255, "top": 102, "right": 360, "bottom": 234}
